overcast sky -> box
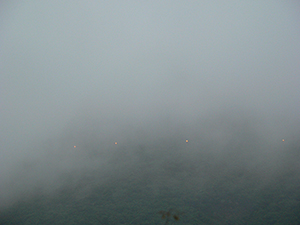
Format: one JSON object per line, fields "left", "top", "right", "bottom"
{"left": 0, "top": 1, "right": 300, "bottom": 169}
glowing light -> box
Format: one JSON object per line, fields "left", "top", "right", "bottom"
{"left": 74, "top": 145, "right": 76, "bottom": 148}
{"left": 186, "top": 140, "right": 188, "bottom": 143}
{"left": 115, "top": 142, "right": 117, "bottom": 145}
{"left": 282, "top": 139, "right": 285, "bottom": 142}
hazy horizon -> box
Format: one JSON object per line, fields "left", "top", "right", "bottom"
{"left": 0, "top": 1, "right": 300, "bottom": 211}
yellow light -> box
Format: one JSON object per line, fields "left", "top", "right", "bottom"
{"left": 186, "top": 140, "right": 188, "bottom": 143}
{"left": 115, "top": 142, "right": 117, "bottom": 145}
{"left": 74, "top": 145, "right": 76, "bottom": 148}
{"left": 282, "top": 139, "right": 285, "bottom": 142}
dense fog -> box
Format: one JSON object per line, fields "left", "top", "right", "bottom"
{"left": 0, "top": 1, "right": 300, "bottom": 214}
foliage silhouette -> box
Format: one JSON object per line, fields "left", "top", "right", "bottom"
{"left": 158, "top": 208, "right": 183, "bottom": 224}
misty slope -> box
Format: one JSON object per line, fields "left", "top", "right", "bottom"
{"left": 1, "top": 1, "right": 300, "bottom": 224}
{"left": 1, "top": 114, "right": 300, "bottom": 224}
